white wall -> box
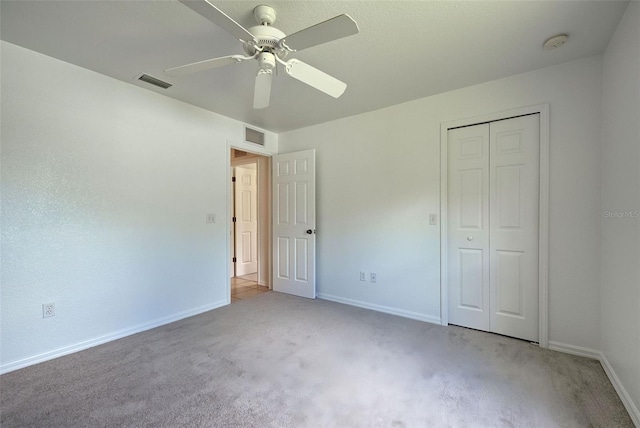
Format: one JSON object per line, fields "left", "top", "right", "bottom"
{"left": 601, "top": 2, "right": 640, "bottom": 423}
{"left": 279, "top": 55, "right": 604, "bottom": 350}
{"left": 0, "top": 41, "right": 277, "bottom": 372}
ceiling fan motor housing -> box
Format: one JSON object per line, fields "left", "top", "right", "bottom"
{"left": 243, "top": 25, "right": 287, "bottom": 58}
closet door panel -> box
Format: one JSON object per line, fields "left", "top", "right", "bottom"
{"left": 489, "top": 114, "right": 540, "bottom": 342}
{"left": 447, "top": 124, "right": 490, "bottom": 331}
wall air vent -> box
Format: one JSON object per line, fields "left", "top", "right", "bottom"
{"left": 245, "top": 127, "right": 265, "bottom": 146}
{"left": 137, "top": 74, "right": 172, "bottom": 89}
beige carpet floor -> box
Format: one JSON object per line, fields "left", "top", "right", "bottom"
{"left": 0, "top": 292, "right": 633, "bottom": 427}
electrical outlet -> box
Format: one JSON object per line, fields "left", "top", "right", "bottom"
{"left": 360, "top": 271, "right": 366, "bottom": 281}
{"left": 206, "top": 213, "right": 216, "bottom": 223}
{"left": 42, "top": 303, "right": 55, "bottom": 318}
{"left": 370, "top": 273, "right": 377, "bottom": 283}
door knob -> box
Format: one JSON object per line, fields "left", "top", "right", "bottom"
{"left": 467, "top": 236, "right": 473, "bottom": 241}
{"left": 306, "top": 229, "right": 314, "bottom": 234}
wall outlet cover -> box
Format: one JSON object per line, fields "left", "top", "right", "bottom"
{"left": 43, "top": 303, "right": 55, "bottom": 318}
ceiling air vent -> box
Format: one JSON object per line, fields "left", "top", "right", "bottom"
{"left": 138, "top": 74, "right": 172, "bottom": 89}
{"left": 245, "top": 127, "right": 265, "bottom": 146}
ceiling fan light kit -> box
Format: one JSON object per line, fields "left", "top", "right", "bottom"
{"left": 257, "top": 52, "right": 276, "bottom": 70}
{"left": 166, "top": 1, "right": 359, "bottom": 109}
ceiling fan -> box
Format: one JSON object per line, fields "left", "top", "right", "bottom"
{"left": 165, "top": 0, "right": 359, "bottom": 109}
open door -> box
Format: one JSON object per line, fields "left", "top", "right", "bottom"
{"left": 272, "top": 149, "right": 316, "bottom": 298}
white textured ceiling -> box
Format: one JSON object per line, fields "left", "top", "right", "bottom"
{"left": 1, "top": 0, "right": 629, "bottom": 133}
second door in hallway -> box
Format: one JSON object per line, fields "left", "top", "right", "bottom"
{"left": 235, "top": 164, "right": 258, "bottom": 276}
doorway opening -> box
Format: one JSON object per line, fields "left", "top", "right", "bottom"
{"left": 230, "top": 148, "right": 272, "bottom": 302}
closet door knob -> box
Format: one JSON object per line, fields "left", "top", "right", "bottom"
{"left": 467, "top": 236, "right": 474, "bottom": 241}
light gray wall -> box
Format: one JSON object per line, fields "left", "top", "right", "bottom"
{"left": 279, "top": 55, "right": 604, "bottom": 351}
{"left": 0, "top": 41, "right": 277, "bottom": 371}
{"left": 601, "top": 2, "right": 640, "bottom": 422}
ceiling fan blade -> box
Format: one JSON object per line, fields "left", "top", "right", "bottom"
{"left": 284, "top": 59, "right": 347, "bottom": 98}
{"left": 254, "top": 69, "right": 272, "bottom": 109}
{"left": 279, "top": 14, "right": 359, "bottom": 52}
{"left": 165, "top": 55, "right": 246, "bottom": 77}
{"left": 179, "top": 0, "right": 257, "bottom": 44}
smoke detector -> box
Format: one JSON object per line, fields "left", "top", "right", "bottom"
{"left": 543, "top": 34, "right": 569, "bottom": 50}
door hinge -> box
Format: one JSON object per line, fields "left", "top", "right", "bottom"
{"left": 232, "top": 257, "right": 237, "bottom": 263}
{"left": 232, "top": 176, "right": 236, "bottom": 182}
{"left": 232, "top": 216, "right": 236, "bottom": 223}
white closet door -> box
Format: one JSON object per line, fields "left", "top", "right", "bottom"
{"left": 447, "top": 124, "right": 491, "bottom": 331}
{"left": 448, "top": 114, "right": 540, "bottom": 342}
{"left": 489, "top": 115, "right": 539, "bottom": 342}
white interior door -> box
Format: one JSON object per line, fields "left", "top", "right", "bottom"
{"left": 235, "top": 164, "right": 258, "bottom": 276}
{"left": 448, "top": 115, "right": 539, "bottom": 342}
{"left": 448, "top": 124, "right": 491, "bottom": 331}
{"left": 272, "top": 149, "right": 316, "bottom": 298}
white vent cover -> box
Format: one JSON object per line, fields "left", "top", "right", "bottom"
{"left": 245, "top": 127, "right": 265, "bottom": 146}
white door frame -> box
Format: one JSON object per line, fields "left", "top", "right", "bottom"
{"left": 439, "top": 104, "right": 550, "bottom": 348}
{"left": 227, "top": 140, "right": 274, "bottom": 303}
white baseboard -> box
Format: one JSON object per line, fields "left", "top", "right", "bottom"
{"left": 0, "top": 299, "right": 228, "bottom": 375}
{"left": 317, "top": 293, "right": 441, "bottom": 325}
{"left": 548, "top": 341, "right": 601, "bottom": 360}
{"left": 549, "top": 341, "right": 639, "bottom": 426}
{"left": 600, "top": 353, "right": 640, "bottom": 427}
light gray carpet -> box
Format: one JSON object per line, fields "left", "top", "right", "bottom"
{"left": 1, "top": 292, "right": 633, "bottom": 427}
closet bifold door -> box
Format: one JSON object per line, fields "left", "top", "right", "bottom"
{"left": 489, "top": 115, "right": 540, "bottom": 342}
{"left": 447, "top": 123, "right": 491, "bottom": 332}
{"left": 448, "top": 114, "right": 540, "bottom": 342}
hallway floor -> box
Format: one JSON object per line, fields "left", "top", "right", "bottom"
{"left": 231, "top": 273, "right": 269, "bottom": 303}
